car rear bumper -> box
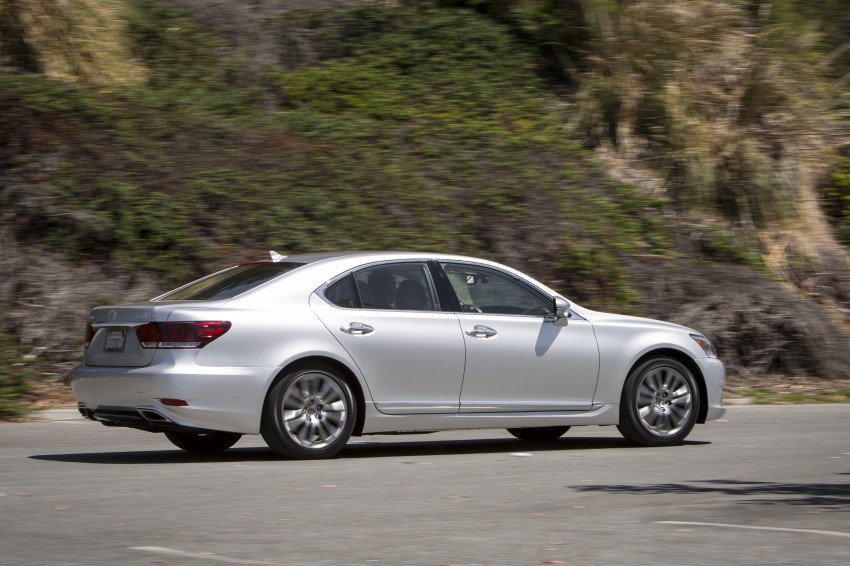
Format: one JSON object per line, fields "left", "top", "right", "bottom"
{"left": 696, "top": 357, "right": 726, "bottom": 421}
{"left": 70, "top": 358, "right": 277, "bottom": 434}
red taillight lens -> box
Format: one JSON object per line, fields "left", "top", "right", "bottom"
{"left": 136, "top": 321, "right": 231, "bottom": 349}
{"left": 135, "top": 323, "right": 161, "bottom": 347}
{"left": 84, "top": 323, "right": 96, "bottom": 348}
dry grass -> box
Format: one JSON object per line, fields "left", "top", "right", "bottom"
{"left": 2, "top": 0, "right": 146, "bottom": 85}
{"left": 571, "top": 0, "right": 850, "bottom": 352}
{"left": 726, "top": 376, "right": 850, "bottom": 404}
{"left": 573, "top": 0, "right": 840, "bottom": 240}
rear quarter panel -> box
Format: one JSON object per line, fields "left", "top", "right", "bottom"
{"left": 173, "top": 287, "right": 374, "bottom": 408}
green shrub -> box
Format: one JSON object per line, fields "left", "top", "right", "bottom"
{"left": 0, "top": 1, "right": 684, "bottom": 312}
{"left": 0, "top": 334, "right": 33, "bottom": 420}
{"left": 823, "top": 153, "right": 850, "bottom": 247}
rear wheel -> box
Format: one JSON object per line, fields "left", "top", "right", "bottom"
{"left": 261, "top": 364, "right": 356, "bottom": 459}
{"left": 617, "top": 357, "right": 699, "bottom": 446}
{"left": 164, "top": 431, "right": 242, "bottom": 453}
{"left": 506, "top": 426, "right": 570, "bottom": 441}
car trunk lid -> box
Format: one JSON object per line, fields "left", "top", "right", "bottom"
{"left": 84, "top": 302, "right": 224, "bottom": 367}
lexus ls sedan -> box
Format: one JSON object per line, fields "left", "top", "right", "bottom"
{"left": 71, "top": 251, "right": 726, "bottom": 459}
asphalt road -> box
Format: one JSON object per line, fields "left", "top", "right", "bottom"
{"left": 1, "top": 405, "right": 848, "bottom": 566}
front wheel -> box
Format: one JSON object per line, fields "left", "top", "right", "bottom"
{"left": 617, "top": 357, "right": 699, "bottom": 446}
{"left": 506, "top": 426, "right": 570, "bottom": 441}
{"left": 164, "top": 431, "right": 242, "bottom": 453}
{"left": 261, "top": 365, "right": 356, "bottom": 459}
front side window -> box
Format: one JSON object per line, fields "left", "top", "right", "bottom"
{"left": 352, "top": 263, "right": 437, "bottom": 311}
{"left": 441, "top": 263, "right": 552, "bottom": 316}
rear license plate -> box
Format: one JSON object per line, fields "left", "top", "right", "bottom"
{"left": 104, "top": 329, "right": 127, "bottom": 353}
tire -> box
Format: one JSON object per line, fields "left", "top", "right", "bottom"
{"left": 506, "top": 426, "right": 570, "bottom": 441}
{"left": 261, "top": 364, "right": 356, "bottom": 459}
{"left": 617, "top": 357, "right": 700, "bottom": 446}
{"left": 164, "top": 431, "right": 242, "bottom": 453}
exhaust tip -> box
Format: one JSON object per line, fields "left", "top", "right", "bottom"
{"left": 137, "top": 409, "right": 172, "bottom": 423}
{"left": 77, "top": 404, "right": 95, "bottom": 420}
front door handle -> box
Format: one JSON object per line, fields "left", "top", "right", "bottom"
{"left": 341, "top": 322, "right": 374, "bottom": 336}
{"left": 465, "top": 325, "right": 497, "bottom": 338}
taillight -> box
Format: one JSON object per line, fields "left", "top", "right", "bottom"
{"left": 136, "top": 321, "right": 231, "bottom": 349}
{"left": 84, "top": 323, "right": 96, "bottom": 348}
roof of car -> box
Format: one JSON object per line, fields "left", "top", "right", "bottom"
{"left": 275, "top": 250, "right": 473, "bottom": 264}
{"left": 279, "top": 251, "right": 385, "bottom": 263}
{"left": 258, "top": 250, "right": 511, "bottom": 282}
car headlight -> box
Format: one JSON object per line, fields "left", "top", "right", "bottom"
{"left": 690, "top": 334, "right": 717, "bottom": 358}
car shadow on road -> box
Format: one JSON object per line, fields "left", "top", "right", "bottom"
{"left": 571, "top": 478, "right": 850, "bottom": 511}
{"left": 341, "top": 436, "right": 709, "bottom": 459}
{"left": 29, "top": 435, "right": 710, "bottom": 465}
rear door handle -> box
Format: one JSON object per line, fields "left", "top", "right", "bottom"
{"left": 341, "top": 322, "right": 374, "bottom": 336}
{"left": 465, "top": 325, "right": 497, "bottom": 338}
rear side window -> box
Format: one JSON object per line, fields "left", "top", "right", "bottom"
{"left": 322, "top": 263, "right": 438, "bottom": 311}
{"left": 325, "top": 275, "right": 360, "bottom": 308}
{"left": 354, "top": 263, "right": 437, "bottom": 311}
{"left": 158, "top": 263, "right": 305, "bottom": 301}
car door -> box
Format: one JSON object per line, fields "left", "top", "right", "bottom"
{"left": 309, "top": 261, "right": 466, "bottom": 414}
{"left": 439, "top": 262, "right": 600, "bottom": 413}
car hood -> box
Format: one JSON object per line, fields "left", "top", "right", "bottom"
{"left": 579, "top": 308, "right": 698, "bottom": 335}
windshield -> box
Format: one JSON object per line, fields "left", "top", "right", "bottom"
{"left": 157, "top": 263, "right": 306, "bottom": 301}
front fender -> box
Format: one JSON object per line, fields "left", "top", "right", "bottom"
{"left": 592, "top": 324, "right": 705, "bottom": 405}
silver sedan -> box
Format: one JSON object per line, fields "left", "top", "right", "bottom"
{"left": 71, "top": 251, "right": 726, "bottom": 459}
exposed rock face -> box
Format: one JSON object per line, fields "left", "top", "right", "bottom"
{"left": 0, "top": 228, "right": 159, "bottom": 368}
{"left": 632, "top": 258, "right": 850, "bottom": 380}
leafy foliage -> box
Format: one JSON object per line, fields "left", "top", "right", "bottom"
{"left": 2, "top": 1, "right": 671, "bottom": 304}
{"left": 768, "top": 0, "right": 850, "bottom": 79}
{"left": 823, "top": 152, "right": 850, "bottom": 247}
{"left": 0, "top": 334, "right": 33, "bottom": 419}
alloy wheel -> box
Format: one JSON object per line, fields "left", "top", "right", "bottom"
{"left": 280, "top": 371, "right": 349, "bottom": 450}
{"left": 635, "top": 365, "right": 693, "bottom": 437}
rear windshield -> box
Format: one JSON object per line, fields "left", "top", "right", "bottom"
{"left": 157, "top": 263, "right": 306, "bottom": 301}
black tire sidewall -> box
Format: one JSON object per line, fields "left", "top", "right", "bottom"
{"left": 164, "top": 431, "right": 242, "bottom": 453}
{"left": 261, "top": 364, "right": 356, "bottom": 459}
{"left": 618, "top": 357, "right": 699, "bottom": 447}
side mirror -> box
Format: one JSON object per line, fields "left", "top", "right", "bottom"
{"left": 553, "top": 296, "right": 570, "bottom": 327}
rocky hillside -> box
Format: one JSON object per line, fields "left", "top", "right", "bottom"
{"left": 1, "top": 0, "right": 849, "bottom": 416}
